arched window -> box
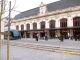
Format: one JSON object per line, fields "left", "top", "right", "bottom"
{"left": 16, "top": 25, "right": 19, "bottom": 30}
{"left": 21, "top": 24, "right": 24, "bottom": 30}
{"left": 60, "top": 18, "right": 67, "bottom": 27}
{"left": 73, "top": 17, "right": 80, "bottom": 26}
{"left": 26, "top": 24, "right": 30, "bottom": 30}
{"left": 33, "top": 22, "right": 37, "bottom": 30}
{"left": 49, "top": 20, "right": 55, "bottom": 28}
{"left": 40, "top": 21, "right": 45, "bottom": 29}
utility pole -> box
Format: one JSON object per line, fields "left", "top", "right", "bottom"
{"left": 7, "top": 1, "right": 11, "bottom": 60}
{"left": 0, "top": 0, "right": 4, "bottom": 60}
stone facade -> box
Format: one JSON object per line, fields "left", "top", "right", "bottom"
{"left": 5, "top": 1, "right": 80, "bottom": 39}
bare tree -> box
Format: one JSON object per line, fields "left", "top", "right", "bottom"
{"left": 0, "top": 0, "right": 17, "bottom": 60}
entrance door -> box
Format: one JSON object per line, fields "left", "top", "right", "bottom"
{"left": 21, "top": 32, "right": 24, "bottom": 38}
{"left": 60, "top": 29, "right": 67, "bottom": 39}
{"left": 40, "top": 32, "right": 45, "bottom": 37}
{"left": 26, "top": 33, "right": 30, "bottom": 38}
{"left": 33, "top": 33, "right": 37, "bottom": 38}
{"left": 49, "top": 30, "right": 55, "bottom": 38}
{"left": 73, "top": 29, "right": 80, "bottom": 39}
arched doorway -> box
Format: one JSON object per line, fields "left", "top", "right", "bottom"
{"left": 40, "top": 21, "right": 45, "bottom": 38}
{"left": 60, "top": 18, "right": 68, "bottom": 38}
{"left": 49, "top": 20, "right": 55, "bottom": 38}
{"left": 33, "top": 22, "right": 37, "bottom": 38}
{"left": 73, "top": 17, "right": 80, "bottom": 38}
{"left": 26, "top": 23, "right": 30, "bottom": 38}
{"left": 21, "top": 24, "right": 24, "bottom": 38}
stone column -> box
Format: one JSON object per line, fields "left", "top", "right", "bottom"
{"left": 67, "top": 29, "right": 70, "bottom": 35}
{"left": 19, "top": 25, "right": 21, "bottom": 31}
{"left": 47, "top": 30, "right": 49, "bottom": 38}
{"left": 37, "top": 22, "right": 40, "bottom": 29}
{"left": 24, "top": 32, "right": 26, "bottom": 38}
{"left": 24, "top": 24, "right": 26, "bottom": 30}
{"left": 19, "top": 31, "right": 21, "bottom": 36}
{"left": 57, "top": 30, "right": 60, "bottom": 37}
{"left": 30, "top": 32, "right": 33, "bottom": 38}
{"left": 38, "top": 32, "right": 40, "bottom": 39}
{"left": 70, "top": 29, "right": 73, "bottom": 36}
{"left": 67, "top": 17, "right": 73, "bottom": 27}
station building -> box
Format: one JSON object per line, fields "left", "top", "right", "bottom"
{"left": 8, "top": 0, "right": 80, "bottom": 39}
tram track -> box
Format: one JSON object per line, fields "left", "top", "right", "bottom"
{"left": 4, "top": 41, "right": 80, "bottom": 56}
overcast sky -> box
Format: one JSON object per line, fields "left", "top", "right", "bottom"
{"left": 6, "top": 0, "right": 60, "bottom": 18}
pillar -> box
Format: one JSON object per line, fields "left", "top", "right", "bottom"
{"left": 70, "top": 29, "right": 73, "bottom": 36}
{"left": 30, "top": 32, "right": 33, "bottom": 38}
{"left": 19, "top": 32, "right": 21, "bottom": 37}
{"left": 24, "top": 32, "right": 26, "bottom": 38}
{"left": 47, "top": 30, "right": 49, "bottom": 38}
{"left": 38, "top": 32, "right": 40, "bottom": 39}
{"left": 57, "top": 30, "right": 60, "bottom": 37}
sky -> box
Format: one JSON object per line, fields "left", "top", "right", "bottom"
{"left": 6, "top": 0, "right": 60, "bottom": 18}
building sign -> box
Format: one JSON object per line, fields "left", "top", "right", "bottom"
{"left": 44, "top": 30, "right": 48, "bottom": 32}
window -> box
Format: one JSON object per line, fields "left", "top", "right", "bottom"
{"left": 26, "top": 24, "right": 30, "bottom": 30}
{"left": 49, "top": 20, "right": 55, "bottom": 28}
{"left": 40, "top": 21, "right": 45, "bottom": 29}
{"left": 33, "top": 23, "right": 37, "bottom": 30}
{"left": 60, "top": 18, "right": 67, "bottom": 27}
{"left": 16, "top": 25, "right": 19, "bottom": 30}
{"left": 21, "top": 24, "right": 24, "bottom": 30}
{"left": 73, "top": 17, "right": 80, "bottom": 26}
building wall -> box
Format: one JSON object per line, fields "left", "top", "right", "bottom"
{"left": 13, "top": 10, "right": 80, "bottom": 31}
{"left": 4, "top": 3, "right": 80, "bottom": 38}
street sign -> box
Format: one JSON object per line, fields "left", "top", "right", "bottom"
{"left": 0, "top": 32, "right": 10, "bottom": 35}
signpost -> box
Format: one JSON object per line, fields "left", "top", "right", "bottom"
{"left": 0, "top": 32, "right": 10, "bottom": 35}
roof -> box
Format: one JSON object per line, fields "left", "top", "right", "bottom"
{"left": 14, "top": 0, "right": 80, "bottom": 20}
{"left": 47, "top": 0, "right": 80, "bottom": 12}
{"left": 14, "top": 7, "right": 39, "bottom": 20}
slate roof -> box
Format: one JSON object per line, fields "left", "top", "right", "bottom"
{"left": 47, "top": 0, "right": 80, "bottom": 12}
{"left": 14, "top": 7, "right": 39, "bottom": 20}
{"left": 14, "top": 0, "right": 80, "bottom": 20}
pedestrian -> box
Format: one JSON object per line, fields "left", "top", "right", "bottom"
{"left": 59, "top": 35, "right": 63, "bottom": 42}
{"left": 35, "top": 35, "right": 38, "bottom": 41}
{"left": 55, "top": 35, "right": 58, "bottom": 39}
{"left": 45, "top": 35, "right": 48, "bottom": 41}
{"left": 75, "top": 35, "right": 78, "bottom": 41}
{"left": 70, "top": 36, "right": 73, "bottom": 40}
